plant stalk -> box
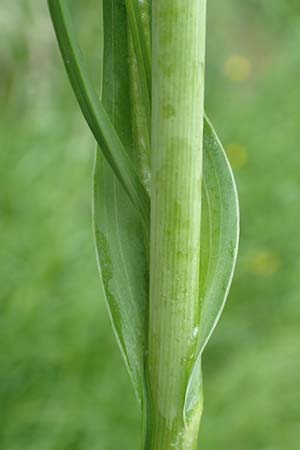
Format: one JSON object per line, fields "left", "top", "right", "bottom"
{"left": 148, "top": 1, "right": 207, "bottom": 449}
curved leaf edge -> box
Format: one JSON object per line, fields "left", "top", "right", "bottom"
{"left": 184, "top": 116, "right": 240, "bottom": 423}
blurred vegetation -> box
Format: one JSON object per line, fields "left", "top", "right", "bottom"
{"left": 0, "top": 1, "right": 299, "bottom": 449}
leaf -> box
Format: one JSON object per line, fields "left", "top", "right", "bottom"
{"left": 184, "top": 116, "right": 240, "bottom": 420}
{"left": 125, "top": 0, "right": 151, "bottom": 128}
{"left": 199, "top": 117, "right": 240, "bottom": 353}
{"left": 94, "top": 156, "right": 148, "bottom": 404}
{"left": 48, "top": 0, "right": 150, "bottom": 228}
{"left": 127, "top": 0, "right": 152, "bottom": 194}
{"left": 130, "top": 0, "right": 152, "bottom": 88}
{"left": 94, "top": 0, "right": 149, "bottom": 404}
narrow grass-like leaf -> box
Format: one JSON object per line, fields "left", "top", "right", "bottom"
{"left": 94, "top": 0, "right": 148, "bottom": 404}
{"left": 128, "top": 37, "right": 151, "bottom": 194}
{"left": 199, "top": 117, "right": 239, "bottom": 353}
{"left": 94, "top": 156, "right": 148, "bottom": 403}
{"left": 130, "top": 0, "right": 151, "bottom": 81}
{"left": 127, "top": 0, "right": 152, "bottom": 194}
{"left": 48, "top": 0, "right": 150, "bottom": 228}
{"left": 125, "top": 0, "right": 151, "bottom": 122}
{"left": 184, "top": 116, "right": 240, "bottom": 420}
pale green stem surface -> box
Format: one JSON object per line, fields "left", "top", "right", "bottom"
{"left": 148, "top": 1, "right": 206, "bottom": 449}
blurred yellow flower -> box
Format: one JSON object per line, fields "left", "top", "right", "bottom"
{"left": 225, "top": 143, "right": 248, "bottom": 169}
{"left": 224, "top": 55, "right": 252, "bottom": 82}
{"left": 248, "top": 251, "right": 281, "bottom": 277}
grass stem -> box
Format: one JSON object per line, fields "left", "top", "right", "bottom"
{"left": 148, "top": 1, "right": 207, "bottom": 448}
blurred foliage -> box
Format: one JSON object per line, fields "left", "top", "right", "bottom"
{"left": 0, "top": 0, "right": 299, "bottom": 449}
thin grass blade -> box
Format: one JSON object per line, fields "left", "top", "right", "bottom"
{"left": 48, "top": 0, "right": 150, "bottom": 228}
{"left": 125, "top": 0, "right": 152, "bottom": 130}
{"left": 94, "top": 0, "right": 149, "bottom": 404}
{"left": 184, "top": 116, "right": 240, "bottom": 420}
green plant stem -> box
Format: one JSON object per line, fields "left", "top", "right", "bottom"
{"left": 148, "top": 1, "right": 207, "bottom": 449}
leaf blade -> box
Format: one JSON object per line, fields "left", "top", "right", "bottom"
{"left": 48, "top": 0, "right": 150, "bottom": 228}
{"left": 199, "top": 116, "right": 240, "bottom": 353}
{"left": 184, "top": 116, "right": 240, "bottom": 419}
{"left": 125, "top": 0, "right": 151, "bottom": 129}
{"left": 93, "top": 0, "right": 149, "bottom": 403}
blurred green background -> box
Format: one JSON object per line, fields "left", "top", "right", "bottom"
{"left": 1, "top": 1, "right": 299, "bottom": 449}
